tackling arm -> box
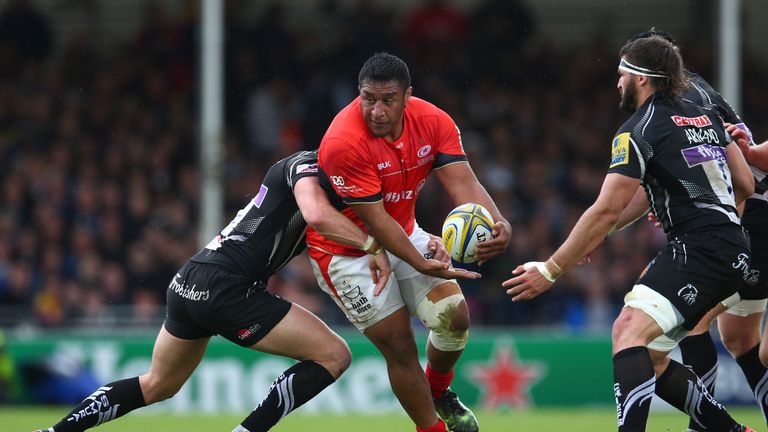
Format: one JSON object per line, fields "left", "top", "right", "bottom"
{"left": 294, "top": 176, "right": 374, "bottom": 251}
{"left": 294, "top": 176, "right": 392, "bottom": 292}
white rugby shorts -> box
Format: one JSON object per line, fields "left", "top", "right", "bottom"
{"left": 310, "top": 225, "right": 454, "bottom": 331}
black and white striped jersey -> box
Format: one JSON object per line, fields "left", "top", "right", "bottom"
{"left": 685, "top": 72, "right": 768, "bottom": 202}
{"left": 191, "top": 151, "right": 319, "bottom": 280}
{"left": 607, "top": 93, "right": 739, "bottom": 239}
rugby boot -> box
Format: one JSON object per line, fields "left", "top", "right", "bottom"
{"left": 433, "top": 388, "right": 479, "bottom": 432}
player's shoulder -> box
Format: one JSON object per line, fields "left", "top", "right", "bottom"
{"left": 406, "top": 96, "right": 455, "bottom": 131}
{"left": 407, "top": 96, "right": 449, "bottom": 117}
{"left": 615, "top": 96, "right": 663, "bottom": 136}
{"left": 686, "top": 71, "right": 717, "bottom": 95}
{"left": 285, "top": 150, "right": 318, "bottom": 166}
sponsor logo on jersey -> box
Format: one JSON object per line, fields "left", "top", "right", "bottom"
{"left": 685, "top": 128, "right": 720, "bottom": 144}
{"left": 296, "top": 163, "right": 318, "bottom": 174}
{"left": 384, "top": 189, "right": 415, "bottom": 203}
{"left": 330, "top": 176, "right": 345, "bottom": 186}
{"left": 417, "top": 154, "right": 435, "bottom": 167}
{"left": 671, "top": 115, "right": 712, "bottom": 128}
{"left": 610, "top": 133, "right": 630, "bottom": 168}
{"left": 677, "top": 284, "right": 698, "bottom": 306}
{"left": 417, "top": 144, "right": 432, "bottom": 158}
{"left": 377, "top": 161, "right": 392, "bottom": 170}
{"left": 681, "top": 144, "right": 726, "bottom": 167}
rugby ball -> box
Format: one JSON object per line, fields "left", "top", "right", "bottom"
{"left": 441, "top": 203, "right": 494, "bottom": 264}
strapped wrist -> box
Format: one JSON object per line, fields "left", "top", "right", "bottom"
{"left": 369, "top": 246, "right": 384, "bottom": 256}
{"left": 361, "top": 234, "right": 384, "bottom": 256}
{"left": 544, "top": 258, "right": 563, "bottom": 280}
{"left": 524, "top": 258, "right": 563, "bottom": 283}
{"left": 361, "top": 235, "right": 375, "bottom": 253}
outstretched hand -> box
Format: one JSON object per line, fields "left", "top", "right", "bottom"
{"left": 501, "top": 263, "right": 554, "bottom": 302}
{"left": 419, "top": 258, "right": 481, "bottom": 281}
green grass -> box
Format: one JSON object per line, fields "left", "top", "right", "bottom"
{"left": 1, "top": 407, "right": 764, "bottom": 432}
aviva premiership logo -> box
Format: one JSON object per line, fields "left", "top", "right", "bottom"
{"left": 610, "top": 133, "right": 630, "bottom": 168}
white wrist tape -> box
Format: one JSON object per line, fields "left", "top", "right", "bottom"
{"left": 523, "top": 261, "right": 557, "bottom": 283}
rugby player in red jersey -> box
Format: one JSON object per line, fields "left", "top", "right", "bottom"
{"left": 307, "top": 52, "right": 511, "bottom": 432}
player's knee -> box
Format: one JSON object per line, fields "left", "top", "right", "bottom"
{"left": 720, "top": 331, "right": 759, "bottom": 358}
{"left": 314, "top": 335, "right": 352, "bottom": 378}
{"left": 417, "top": 292, "right": 469, "bottom": 351}
{"left": 611, "top": 312, "right": 632, "bottom": 343}
{"left": 450, "top": 300, "right": 470, "bottom": 333}
{"left": 611, "top": 312, "right": 647, "bottom": 351}
{"left": 139, "top": 373, "right": 183, "bottom": 404}
{"left": 331, "top": 341, "right": 353, "bottom": 376}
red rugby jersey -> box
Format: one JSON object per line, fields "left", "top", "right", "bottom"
{"left": 306, "top": 96, "right": 467, "bottom": 256}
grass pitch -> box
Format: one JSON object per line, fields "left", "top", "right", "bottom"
{"left": 1, "top": 407, "right": 764, "bottom": 431}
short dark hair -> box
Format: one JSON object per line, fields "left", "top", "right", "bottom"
{"left": 358, "top": 52, "right": 411, "bottom": 90}
{"left": 628, "top": 28, "right": 678, "bottom": 47}
{"left": 619, "top": 37, "right": 687, "bottom": 101}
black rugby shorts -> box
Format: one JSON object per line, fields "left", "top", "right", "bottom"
{"left": 637, "top": 224, "right": 750, "bottom": 330}
{"left": 164, "top": 261, "right": 291, "bottom": 346}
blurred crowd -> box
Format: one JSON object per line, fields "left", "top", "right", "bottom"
{"left": 1, "top": 0, "right": 767, "bottom": 331}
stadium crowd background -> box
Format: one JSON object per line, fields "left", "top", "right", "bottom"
{"left": 1, "top": 0, "right": 767, "bottom": 332}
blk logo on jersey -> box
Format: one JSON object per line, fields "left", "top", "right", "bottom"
{"left": 685, "top": 128, "right": 720, "bottom": 145}
{"left": 296, "top": 163, "right": 318, "bottom": 174}
{"left": 377, "top": 161, "right": 392, "bottom": 170}
{"left": 610, "top": 133, "right": 630, "bottom": 168}
{"left": 671, "top": 115, "right": 712, "bottom": 128}
{"left": 681, "top": 144, "right": 726, "bottom": 167}
{"left": 677, "top": 284, "right": 698, "bottom": 306}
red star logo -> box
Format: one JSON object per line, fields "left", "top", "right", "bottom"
{"left": 468, "top": 346, "right": 544, "bottom": 409}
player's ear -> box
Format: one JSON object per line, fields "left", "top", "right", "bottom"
{"left": 637, "top": 75, "right": 649, "bottom": 88}
{"left": 404, "top": 86, "right": 412, "bottom": 104}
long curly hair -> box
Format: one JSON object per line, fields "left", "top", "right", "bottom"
{"left": 619, "top": 36, "right": 688, "bottom": 102}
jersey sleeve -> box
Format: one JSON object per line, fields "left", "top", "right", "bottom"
{"left": 433, "top": 108, "right": 468, "bottom": 168}
{"left": 607, "top": 129, "right": 646, "bottom": 179}
{"left": 287, "top": 152, "right": 319, "bottom": 189}
{"left": 320, "top": 138, "right": 382, "bottom": 203}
